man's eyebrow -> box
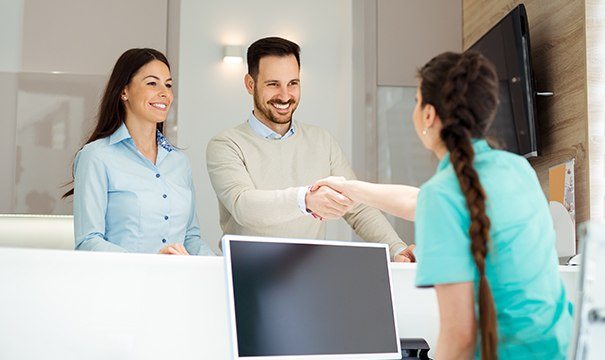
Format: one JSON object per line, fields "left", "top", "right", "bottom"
{"left": 263, "top": 79, "right": 300, "bottom": 83}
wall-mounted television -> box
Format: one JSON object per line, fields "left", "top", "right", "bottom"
{"left": 469, "top": 4, "right": 539, "bottom": 158}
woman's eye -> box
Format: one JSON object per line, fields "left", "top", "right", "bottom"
{"left": 147, "top": 82, "right": 157, "bottom": 86}
{"left": 166, "top": 83, "right": 172, "bottom": 89}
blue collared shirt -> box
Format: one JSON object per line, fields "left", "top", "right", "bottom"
{"left": 73, "top": 123, "right": 214, "bottom": 256}
{"left": 247, "top": 111, "right": 296, "bottom": 140}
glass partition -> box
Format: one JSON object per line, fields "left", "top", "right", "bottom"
{"left": 377, "top": 86, "right": 438, "bottom": 244}
{"left": 0, "top": 0, "right": 169, "bottom": 215}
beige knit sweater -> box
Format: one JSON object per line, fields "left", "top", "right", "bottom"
{"left": 206, "top": 121, "right": 406, "bottom": 258}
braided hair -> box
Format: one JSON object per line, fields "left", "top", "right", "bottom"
{"left": 419, "top": 51, "right": 499, "bottom": 359}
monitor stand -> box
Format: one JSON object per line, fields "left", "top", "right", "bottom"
{"left": 400, "top": 338, "right": 431, "bottom": 359}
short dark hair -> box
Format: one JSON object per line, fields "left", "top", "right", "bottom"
{"left": 247, "top": 37, "right": 300, "bottom": 80}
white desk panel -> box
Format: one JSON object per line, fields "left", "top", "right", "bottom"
{"left": 0, "top": 248, "right": 231, "bottom": 360}
{"left": 0, "top": 248, "right": 578, "bottom": 359}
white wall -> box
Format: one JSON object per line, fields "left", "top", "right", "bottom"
{"left": 20, "top": 0, "right": 167, "bottom": 74}
{"left": 176, "top": 0, "right": 353, "bottom": 252}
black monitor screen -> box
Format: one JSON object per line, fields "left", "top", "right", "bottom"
{"left": 469, "top": 4, "right": 538, "bottom": 157}
{"left": 491, "top": 80, "right": 520, "bottom": 152}
{"left": 227, "top": 240, "right": 399, "bottom": 357}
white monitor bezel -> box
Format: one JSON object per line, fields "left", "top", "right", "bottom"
{"left": 222, "top": 234, "right": 402, "bottom": 360}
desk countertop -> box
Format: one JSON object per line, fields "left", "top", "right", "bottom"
{"left": 0, "top": 248, "right": 579, "bottom": 360}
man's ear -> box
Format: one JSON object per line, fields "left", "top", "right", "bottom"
{"left": 244, "top": 74, "right": 255, "bottom": 95}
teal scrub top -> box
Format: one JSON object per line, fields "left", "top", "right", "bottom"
{"left": 415, "top": 140, "right": 573, "bottom": 359}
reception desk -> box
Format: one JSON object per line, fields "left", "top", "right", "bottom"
{"left": 0, "top": 248, "right": 579, "bottom": 359}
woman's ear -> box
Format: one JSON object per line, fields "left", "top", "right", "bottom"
{"left": 121, "top": 86, "right": 129, "bottom": 101}
{"left": 423, "top": 104, "right": 437, "bottom": 129}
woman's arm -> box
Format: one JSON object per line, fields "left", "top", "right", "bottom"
{"left": 183, "top": 164, "right": 215, "bottom": 256}
{"left": 183, "top": 191, "right": 215, "bottom": 256}
{"left": 434, "top": 282, "right": 477, "bottom": 359}
{"left": 73, "top": 149, "right": 128, "bottom": 252}
{"left": 312, "top": 177, "right": 419, "bottom": 221}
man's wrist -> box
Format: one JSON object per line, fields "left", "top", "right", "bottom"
{"left": 297, "top": 186, "right": 313, "bottom": 215}
{"left": 391, "top": 243, "right": 408, "bottom": 260}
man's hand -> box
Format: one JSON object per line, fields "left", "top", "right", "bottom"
{"left": 305, "top": 185, "right": 354, "bottom": 220}
{"left": 158, "top": 243, "right": 190, "bottom": 255}
{"left": 393, "top": 244, "right": 416, "bottom": 262}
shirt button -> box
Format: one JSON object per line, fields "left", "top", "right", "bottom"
{"left": 163, "top": 194, "right": 167, "bottom": 199}
{"left": 164, "top": 215, "right": 169, "bottom": 220}
{"left": 155, "top": 173, "right": 160, "bottom": 178}
{"left": 162, "top": 238, "right": 167, "bottom": 243}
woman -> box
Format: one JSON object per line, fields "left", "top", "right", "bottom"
{"left": 313, "top": 51, "right": 572, "bottom": 359}
{"left": 64, "top": 48, "right": 213, "bottom": 256}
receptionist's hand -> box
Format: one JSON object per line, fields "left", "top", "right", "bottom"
{"left": 393, "top": 244, "right": 416, "bottom": 263}
{"left": 311, "top": 176, "right": 349, "bottom": 198}
{"left": 305, "top": 185, "right": 355, "bottom": 220}
{"left": 158, "top": 243, "right": 190, "bottom": 255}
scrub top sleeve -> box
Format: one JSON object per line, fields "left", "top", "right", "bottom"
{"left": 414, "top": 186, "right": 477, "bottom": 287}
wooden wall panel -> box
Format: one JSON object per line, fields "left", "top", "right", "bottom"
{"left": 463, "top": 0, "right": 589, "bottom": 224}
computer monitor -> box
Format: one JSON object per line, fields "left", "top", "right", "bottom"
{"left": 468, "top": 4, "right": 539, "bottom": 158}
{"left": 223, "top": 235, "right": 401, "bottom": 360}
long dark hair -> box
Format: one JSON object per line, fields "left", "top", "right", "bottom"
{"left": 419, "top": 51, "right": 499, "bottom": 359}
{"left": 62, "top": 48, "right": 170, "bottom": 198}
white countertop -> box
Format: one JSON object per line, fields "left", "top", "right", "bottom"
{"left": 0, "top": 248, "right": 579, "bottom": 360}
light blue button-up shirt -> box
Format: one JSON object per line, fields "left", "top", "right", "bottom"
{"left": 248, "top": 111, "right": 296, "bottom": 140}
{"left": 73, "top": 123, "right": 214, "bottom": 256}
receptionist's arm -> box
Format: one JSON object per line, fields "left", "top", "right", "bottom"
{"left": 312, "top": 177, "right": 418, "bottom": 221}
{"left": 434, "top": 282, "right": 476, "bottom": 360}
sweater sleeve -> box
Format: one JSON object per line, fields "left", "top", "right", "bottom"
{"left": 206, "top": 135, "right": 304, "bottom": 228}
{"left": 327, "top": 134, "right": 408, "bottom": 259}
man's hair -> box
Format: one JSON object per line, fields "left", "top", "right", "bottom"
{"left": 247, "top": 37, "right": 300, "bottom": 80}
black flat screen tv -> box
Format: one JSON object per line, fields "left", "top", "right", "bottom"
{"left": 469, "top": 4, "right": 539, "bottom": 158}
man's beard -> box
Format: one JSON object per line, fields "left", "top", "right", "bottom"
{"left": 253, "top": 92, "right": 297, "bottom": 125}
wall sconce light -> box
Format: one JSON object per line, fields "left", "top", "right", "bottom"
{"left": 223, "top": 45, "right": 243, "bottom": 64}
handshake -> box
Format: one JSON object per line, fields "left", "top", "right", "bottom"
{"left": 306, "top": 176, "right": 417, "bottom": 263}
{"left": 305, "top": 176, "right": 355, "bottom": 221}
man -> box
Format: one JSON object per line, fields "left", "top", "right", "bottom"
{"left": 206, "top": 37, "right": 416, "bottom": 261}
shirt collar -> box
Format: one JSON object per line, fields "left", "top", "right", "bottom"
{"left": 156, "top": 129, "right": 174, "bottom": 152}
{"left": 437, "top": 138, "right": 491, "bottom": 172}
{"left": 248, "top": 111, "right": 295, "bottom": 140}
{"left": 108, "top": 122, "right": 174, "bottom": 152}
{"left": 109, "top": 122, "right": 131, "bottom": 145}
